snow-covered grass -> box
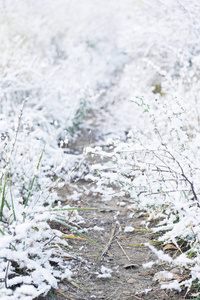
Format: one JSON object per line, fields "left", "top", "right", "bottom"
{"left": 0, "top": 0, "right": 128, "bottom": 298}
{"left": 84, "top": 1, "right": 200, "bottom": 293}
{"left": 1, "top": 0, "right": 200, "bottom": 298}
{"left": 86, "top": 43, "right": 200, "bottom": 294}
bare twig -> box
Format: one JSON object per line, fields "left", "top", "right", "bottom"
{"left": 166, "top": 149, "right": 199, "bottom": 204}
{"left": 5, "top": 260, "right": 10, "bottom": 288}
{"left": 10, "top": 99, "right": 26, "bottom": 158}
{"left": 0, "top": 100, "right": 26, "bottom": 183}
{"left": 101, "top": 223, "right": 117, "bottom": 258}
{"left": 105, "top": 287, "right": 120, "bottom": 299}
{"left": 43, "top": 235, "right": 56, "bottom": 247}
{"left": 127, "top": 294, "right": 143, "bottom": 300}
{"left": 138, "top": 189, "right": 190, "bottom": 197}
{"left": 117, "top": 240, "right": 130, "bottom": 261}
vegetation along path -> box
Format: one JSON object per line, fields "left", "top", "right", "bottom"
{"left": 38, "top": 108, "right": 190, "bottom": 300}
{"left": 2, "top": 2, "right": 200, "bottom": 300}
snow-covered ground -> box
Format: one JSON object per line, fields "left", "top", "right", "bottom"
{"left": 1, "top": 0, "right": 200, "bottom": 298}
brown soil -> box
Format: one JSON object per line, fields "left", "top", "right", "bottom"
{"left": 37, "top": 172, "right": 189, "bottom": 299}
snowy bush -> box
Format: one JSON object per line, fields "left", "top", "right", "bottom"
{"left": 86, "top": 53, "right": 200, "bottom": 291}
{"left": 0, "top": 1, "right": 120, "bottom": 298}
{"left": 0, "top": 0, "right": 132, "bottom": 297}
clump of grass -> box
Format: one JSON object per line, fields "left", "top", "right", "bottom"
{"left": 85, "top": 63, "right": 200, "bottom": 292}
{"left": 187, "top": 279, "right": 200, "bottom": 299}
{"left": 0, "top": 102, "right": 100, "bottom": 300}
{"left": 68, "top": 97, "right": 88, "bottom": 136}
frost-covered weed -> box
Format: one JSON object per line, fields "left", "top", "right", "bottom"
{"left": 0, "top": 100, "right": 80, "bottom": 299}
{"left": 0, "top": 0, "right": 129, "bottom": 298}
{"left": 86, "top": 54, "right": 200, "bottom": 291}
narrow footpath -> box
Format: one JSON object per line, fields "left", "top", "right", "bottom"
{"left": 38, "top": 109, "right": 188, "bottom": 300}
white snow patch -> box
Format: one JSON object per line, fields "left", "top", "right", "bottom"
{"left": 93, "top": 226, "right": 105, "bottom": 231}
{"left": 161, "top": 280, "right": 182, "bottom": 292}
{"left": 97, "top": 266, "right": 113, "bottom": 278}
{"left": 143, "top": 261, "right": 155, "bottom": 269}
{"left": 124, "top": 226, "right": 134, "bottom": 232}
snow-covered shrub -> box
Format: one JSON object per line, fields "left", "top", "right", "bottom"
{"left": 86, "top": 54, "right": 200, "bottom": 291}
{"left": 0, "top": 0, "right": 133, "bottom": 297}
{"left": 0, "top": 1, "right": 122, "bottom": 298}
{"left": 0, "top": 100, "right": 82, "bottom": 299}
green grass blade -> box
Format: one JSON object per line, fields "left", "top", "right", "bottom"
{"left": 24, "top": 175, "right": 36, "bottom": 208}
{"left": 4, "top": 199, "right": 11, "bottom": 210}
{"left": 48, "top": 291, "right": 56, "bottom": 300}
{"left": 11, "top": 243, "right": 17, "bottom": 251}
{"left": 0, "top": 172, "right": 7, "bottom": 221}
{"left": 56, "top": 215, "right": 83, "bottom": 229}
{"left": 45, "top": 207, "right": 96, "bottom": 213}
{"left": 10, "top": 188, "right": 16, "bottom": 221}
{"left": 37, "top": 144, "right": 46, "bottom": 170}
{"left": 54, "top": 218, "right": 102, "bottom": 248}
{"left": 0, "top": 228, "right": 5, "bottom": 235}
{"left": 24, "top": 144, "right": 45, "bottom": 208}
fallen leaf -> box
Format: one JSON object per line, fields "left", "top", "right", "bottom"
{"left": 153, "top": 270, "right": 183, "bottom": 284}
{"left": 127, "top": 278, "right": 136, "bottom": 284}
{"left": 107, "top": 251, "right": 114, "bottom": 258}
{"left": 170, "top": 267, "right": 180, "bottom": 275}
{"left": 170, "top": 268, "right": 183, "bottom": 282}
{"left": 153, "top": 271, "right": 174, "bottom": 284}
{"left": 163, "top": 244, "right": 178, "bottom": 251}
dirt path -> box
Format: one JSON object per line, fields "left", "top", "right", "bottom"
{"left": 55, "top": 183, "right": 184, "bottom": 300}
{"left": 36, "top": 56, "right": 192, "bottom": 299}
{"left": 37, "top": 109, "right": 189, "bottom": 300}
{"left": 38, "top": 180, "right": 187, "bottom": 299}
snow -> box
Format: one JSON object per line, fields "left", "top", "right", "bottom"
{"left": 143, "top": 261, "right": 155, "bottom": 269}
{"left": 93, "top": 226, "right": 105, "bottom": 231}
{"left": 145, "top": 244, "right": 173, "bottom": 264}
{"left": 124, "top": 226, "right": 135, "bottom": 233}
{"left": 97, "top": 266, "right": 113, "bottom": 278}
{"left": 161, "top": 280, "right": 182, "bottom": 292}
{"left": 1, "top": 0, "right": 200, "bottom": 298}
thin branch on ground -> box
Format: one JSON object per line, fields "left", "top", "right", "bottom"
{"left": 117, "top": 240, "right": 130, "bottom": 261}
{"left": 101, "top": 223, "right": 117, "bottom": 258}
